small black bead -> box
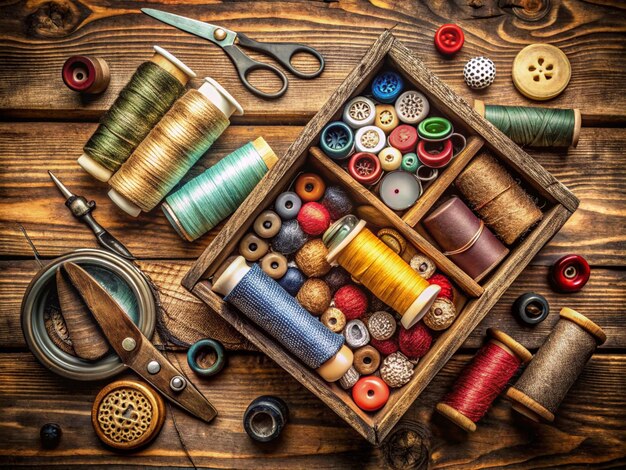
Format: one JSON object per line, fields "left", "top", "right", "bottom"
{"left": 513, "top": 292, "right": 550, "bottom": 326}
{"left": 40, "top": 423, "right": 62, "bottom": 449}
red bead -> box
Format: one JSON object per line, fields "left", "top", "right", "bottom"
{"left": 370, "top": 335, "right": 399, "bottom": 356}
{"left": 417, "top": 139, "right": 453, "bottom": 168}
{"left": 434, "top": 24, "right": 464, "bottom": 55}
{"left": 334, "top": 285, "right": 368, "bottom": 320}
{"left": 399, "top": 323, "right": 433, "bottom": 359}
{"left": 348, "top": 152, "right": 382, "bottom": 185}
{"left": 297, "top": 202, "right": 331, "bottom": 236}
{"left": 352, "top": 376, "right": 390, "bottom": 411}
{"left": 388, "top": 125, "right": 419, "bottom": 153}
{"left": 551, "top": 254, "right": 590, "bottom": 293}
{"left": 429, "top": 274, "right": 453, "bottom": 300}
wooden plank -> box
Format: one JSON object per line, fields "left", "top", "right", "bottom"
{"left": 0, "top": 1, "right": 625, "bottom": 123}
{"left": 0, "top": 352, "right": 623, "bottom": 468}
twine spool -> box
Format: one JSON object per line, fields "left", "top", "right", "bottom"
{"left": 323, "top": 215, "right": 440, "bottom": 328}
{"left": 506, "top": 307, "right": 606, "bottom": 422}
{"left": 211, "top": 257, "right": 353, "bottom": 382}
{"left": 436, "top": 328, "right": 532, "bottom": 432}
{"left": 79, "top": 46, "right": 196, "bottom": 182}
{"left": 108, "top": 78, "right": 243, "bottom": 217}
{"left": 455, "top": 153, "right": 542, "bottom": 245}
{"left": 162, "top": 138, "right": 277, "bottom": 241}
{"left": 475, "top": 100, "right": 581, "bottom": 148}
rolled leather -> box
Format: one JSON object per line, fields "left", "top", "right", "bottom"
{"left": 423, "top": 196, "right": 509, "bottom": 281}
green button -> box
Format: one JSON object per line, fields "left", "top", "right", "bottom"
{"left": 418, "top": 117, "right": 452, "bottom": 141}
{"left": 401, "top": 152, "right": 421, "bottom": 172}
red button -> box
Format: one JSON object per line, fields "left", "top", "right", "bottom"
{"left": 352, "top": 376, "right": 389, "bottom": 411}
{"left": 348, "top": 152, "right": 382, "bottom": 185}
{"left": 434, "top": 24, "right": 464, "bottom": 55}
{"left": 389, "top": 125, "right": 418, "bottom": 153}
{"left": 417, "top": 139, "right": 453, "bottom": 168}
{"left": 551, "top": 254, "right": 590, "bottom": 293}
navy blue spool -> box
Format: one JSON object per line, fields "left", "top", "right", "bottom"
{"left": 224, "top": 264, "right": 344, "bottom": 369}
{"left": 320, "top": 121, "right": 354, "bottom": 160}
{"left": 277, "top": 267, "right": 306, "bottom": 296}
{"left": 372, "top": 71, "right": 404, "bottom": 103}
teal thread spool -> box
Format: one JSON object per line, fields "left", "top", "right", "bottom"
{"left": 79, "top": 46, "right": 196, "bottom": 182}
{"left": 162, "top": 138, "right": 278, "bottom": 241}
{"left": 475, "top": 100, "right": 581, "bottom": 148}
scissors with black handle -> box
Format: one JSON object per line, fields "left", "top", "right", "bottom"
{"left": 142, "top": 8, "right": 325, "bottom": 99}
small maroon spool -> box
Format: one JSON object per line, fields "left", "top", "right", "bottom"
{"left": 62, "top": 56, "right": 110, "bottom": 94}
{"left": 423, "top": 196, "right": 509, "bottom": 281}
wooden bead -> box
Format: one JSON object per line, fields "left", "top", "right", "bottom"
{"left": 354, "top": 345, "right": 381, "bottom": 375}
{"left": 375, "top": 104, "right": 399, "bottom": 134}
{"left": 260, "top": 252, "right": 288, "bottom": 279}
{"left": 409, "top": 254, "right": 436, "bottom": 279}
{"left": 423, "top": 298, "right": 457, "bottom": 331}
{"left": 321, "top": 307, "right": 346, "bottom": 333}
{"left": 296, "top": 279, "right": 331, "bottom": 316}
{"left": 380, "top": 352, "right": 414, "bottom": 388}
{"left": 352, "top": 376, "right": 389, "bottom": 411}
{"left": 344, "top": 319, "right": 370, "bottom": 348}
{"left": 377, "top": 227, "right": 407, "bottom": 255}
{"left": 239, "top": 233, "right": 269, "bottom": 262}
{"left": 338, "top": 366, "right": 360, "bottom": 390}
{"left": 295, "top": 173, "right": 326, "bottom": 202}
{"left": 253, "top": 210, "right": 282, "bottom": 238}
{"left": 367, "top": 311, "right": 397, "bottom": 340}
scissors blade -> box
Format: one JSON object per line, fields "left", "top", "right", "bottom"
{"left": 61, "top": 262, "right": 218, "bottom": 423}
{"left": 141, "top": 8, "right": 236, "bottom": 46}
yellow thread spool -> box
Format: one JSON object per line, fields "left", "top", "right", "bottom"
{"left": 323, "top": 215, "right": 440, "bottom": 328}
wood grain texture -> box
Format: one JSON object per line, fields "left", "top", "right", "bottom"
{"left": 0, "top": 352, "right": 623, "bottom": 468}
{"left": 0, "top": 1, "right": 625, "bottom": 123}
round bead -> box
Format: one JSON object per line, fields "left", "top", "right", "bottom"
{"left": 320, "top": 121, "right": 355, "bottom": 160}
{"left": 513, "top": 292, "right": 550, "bottom": 325}
{"left": 464, "top": 57, "right": 496, "bottom": 89}
{"left": 379, "top": 171, "right": 423, "bottom": 211}
{"left": 295, "top": 239, "right": 331, "bottom": 277}
{"left": 416, "top": 165, "right": 438, "bottom": 183}
{"left": 375, "top": 104, "right": 399, "bottom": 134}
{"left": 295, "top": 173, "right": 326, "bottom": 202}
{"left": 187, "top": 339, "right": 226, "bottom": 377}
{"left": 378, "top": 147, "right": 403, "bottom": 171}
{"left": 297, "top": 202, "right": 331, "bottom": 236}
{"left": 275, "top": 192, "right": 302, "bottom": 220}
{"left": 399, "top": 322, "right": 433, "bottom": 359}
{"left": 40, "top": 423, "right": 62, "bottom": 449}
{"left": 423, "top": 298, "right": 457, "bottom": 331}
{"left": 367, "top": 311, "right": 397, "bottom": 341}
{"left": 271, "top": 219, "right": 308, "bottom": 255}
{"left": 418, "top": 117, "right": 453, "bottom": 141}
{"left": 277, "top": 267, "right": 306, "bottom": 296}
{"left": 321, "top": 307, "right": 347, "bottom": 333}
{"left": 389, "top": 125, "right": 419, "bottom": 153}
{"left": 243, "top": 395, "right": 289, "bottom": 442}
{"left": 296, "top": 279, "right": 331, "bottom": 316}
{"left": 409, "top": 254, "right": 436, "bottom": 279}
{"left": 348, "top": 152, "right": 382, "bottom": 185}
{"left": 335, "top": 285, "right": 368, "bottom": 320}
{"left": 371, "top": 71, "right": 404, "bottom": 103}
{"left": 380, "top": 352, "right": 414, "bottom": 388}
{"left": 338, "top": 366, "right": 360, "bottom": 390}
{"left": 355, "top": 125, "right": 387, "bottom": 154}
{"left": 343, "top": 96, "right": 377, "bottom": 129}
{"left": 239, "top": 233, "right": 269, "bottom": 262}
{"left": 401, "top": 153, "right": 420, "bottom": 172}
{"left": 370, "top": 336, "right": 399, "bottom": 356}
{"left": 324, "top": 267, "right": 351, "bottom": 295}
{"left": 512, "top": 44, "right": 571, "bottom": 101}
{"left": 344, "top": 319, "right": 370, "bottom": 348}
{"left": 253, "top": 210, "right": 282, "bottom": 238}
{"left": 551, "top": 254, "right": 590, "bottom": 293}
{"left": 417, "top": 139, "right": 453, "bottom": 168}
{"left": 352, "top": 376, "right": 390, "bottom": 411}
{"left": 321, "top": 185, "right": 353, "bottom": 220}
{"left": 377, "top": 228, "right": 407, "bottom": 255}
{"left": 434, "top": 24, "right": 464, "bottom": 55}
{"left": 354, "top": 345, "right": 381, "bottom": 375}
{"left": 260, "top": 252, "right": 288, "bottom": 279}
{"left": 395, "top": 90, "right": 430, "bottom": 124}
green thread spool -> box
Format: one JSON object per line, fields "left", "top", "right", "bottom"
{"left": 475, "top": 100, "right": 581, "bottom": 148}
{"left": 162, "top": 137, "right": 278, "bottom": 241}
{"left": 78, "top": 46, "right": 196, "bottom": 182}
{"left": 108, "top": 78, "right": 244, "bottom": 217}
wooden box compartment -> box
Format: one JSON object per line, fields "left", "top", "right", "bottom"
{"left": 183, "top": 32, "right": 578, "bottom": 444}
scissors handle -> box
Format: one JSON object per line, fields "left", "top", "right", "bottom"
{"left": 237, "top": 33, "right": 325, "bottom": 79}
{"left": 222, "top": 44, "right": 288, "bottom": 99}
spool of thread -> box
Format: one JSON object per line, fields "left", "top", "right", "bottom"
{"left": 108, "top": 77, "right": 244, "bottom": 217}
{"left": 436, "top": 328, "right": 532, "bottom": 432}
{"left": 475, "top": 100, "right": 581, "bottom": 148}
{"left": 423, "top": 196, "right": 509, "bottom": 281}
{"left": 79, "top": 46, "right": 196, "bottom": 182}
{"left": 211, "top": 257, "right": 353, "bottom": 382}
{"left": 506, "top": 307, "right": 606, "bottom": 423}
{"left": 323, "top": 215, "right": 440, "bottom": 329}
{"left": 162, "top": 138, "right": 277, "bottom": 240}
{"left": 455, "top": 153, "right": 543, "bottom": 245}
{"left": 62, "top": 56, "right": 110, "bottom": 94}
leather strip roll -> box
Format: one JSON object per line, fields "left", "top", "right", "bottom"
{"left": 423, "top": 196, "right": 509, "bottom": 281}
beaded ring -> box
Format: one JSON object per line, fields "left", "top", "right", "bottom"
{"left": 187, "top": 339, "right": 226, "bottom": 377}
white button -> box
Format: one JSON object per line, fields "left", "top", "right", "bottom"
{"left": 355, "top": 126, "right": 386, "bottom": 154}
{"left": 395, "top": 90, "right": 430, "bottom": 124}
{"left": 343, "top": 96, "right": 376, "bottom": 129}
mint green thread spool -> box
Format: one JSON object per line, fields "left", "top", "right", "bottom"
{"left": 162, "top": 138, "right": 278, "bottom": 241}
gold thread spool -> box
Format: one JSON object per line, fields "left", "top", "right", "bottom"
{"left": 324, "top": 216, "right": 440, "bottom": 328}
{"left": 108, "top": 78, "right": 243, "bottom": 216}
{"left": 455, "top": 153, "right": 542, "bottom": 245}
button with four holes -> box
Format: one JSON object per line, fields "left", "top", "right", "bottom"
{"left": 348, "top": 152, "right": 382, "bottom": 185}
{"left": 371, "top": 71, "right": 404, "bottom": 103}
{"left": 320, "top": 121, "right": 354, "bottom": 160}
{"left": 355, "top": 125, "right": 387, "bottom": 154}
{"left": 395, "top": 90, "right": 430, "bottom": 124}
{"left": 343, "top": 96, "right": 377, "bottom": 128}
{"left": 512, "top": 44, "right": 571, "bottom": 101}
{"left": 434, "top": 24, "right": 464, "bottom": 55}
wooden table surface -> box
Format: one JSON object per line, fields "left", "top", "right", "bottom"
{"left": 1, "top": 1, "right": 625, "bottom": 468}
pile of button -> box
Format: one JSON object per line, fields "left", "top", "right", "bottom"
{"left": 319, "top": 70, "right": 467, "bottom": 211}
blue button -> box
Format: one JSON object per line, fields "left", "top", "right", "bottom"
{"left": 320, "top": 121, "right": 354, "bottom": 160}
{"left": 372, "top": 71, "right": 404, "bottom": 104}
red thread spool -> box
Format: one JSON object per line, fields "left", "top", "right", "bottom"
{"left": 348, "top": 152, "right": 382, "bottom": 185}
{"left": 436, "top": 328, "right": 532, "bottom": 432}
{"left": 62, "top": 56, "right": 110, "bottom": 94}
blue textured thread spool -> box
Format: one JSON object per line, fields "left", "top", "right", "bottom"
{"left": 162, "top": 138, "right": 277, "bottom": 241}
{"left": 212, "top": 257, "right": 353, "bottom": 381}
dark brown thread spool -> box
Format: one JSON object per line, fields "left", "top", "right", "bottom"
{"left": 62, "top": 56, "right": 110, "bottom": 94}
{"left": 506, "top": 307, "right": 606, "bottom": 422}
{"left": 455, "top": 153, "right": 543, "bottom": 245}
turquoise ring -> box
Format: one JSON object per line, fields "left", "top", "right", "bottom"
{"left": 187, "top": 339, "right": 226, "bottom": 377}
{"left": 418, "top": 117, "right": 453, "bottom": 141}
{"left": 401, "top": 153, "right": 421, "bottom": 172}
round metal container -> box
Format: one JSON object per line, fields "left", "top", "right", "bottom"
{"left": 21, "top": 249, "right": 156, "bottom": 381}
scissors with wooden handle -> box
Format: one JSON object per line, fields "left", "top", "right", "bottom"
{"left": 142, "top": 8, "right": 325, "bottom": 99}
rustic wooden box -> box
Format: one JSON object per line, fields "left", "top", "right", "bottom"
{"left": 182, "top": 31, "right": 578, "bottom": 444}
